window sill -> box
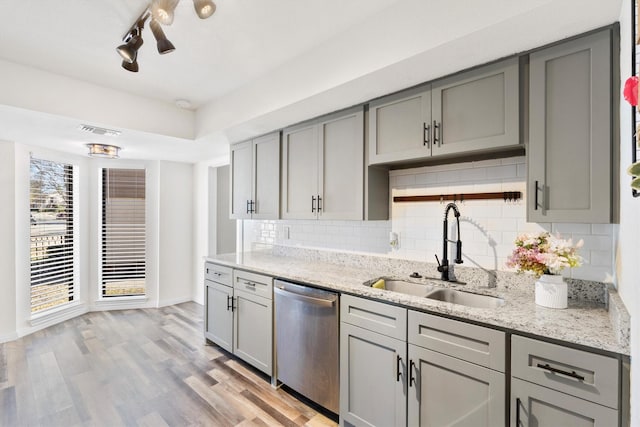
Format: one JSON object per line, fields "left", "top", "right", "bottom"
{"left": 30, "top": 301, "right": 86, "bottom": 327}
{"left": 92, "top": 296, "right": 150, "bottom": 311}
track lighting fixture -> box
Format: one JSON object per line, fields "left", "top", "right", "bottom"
{"left": 151, "top": 0, "right": 179, "bottom": 25}
{"left": 117, "top": 0, "right": 216, "bottom": 72}
{"left": 150, "top": 19, "right": 175, "bottom": 54}
{"left": 193, "top": 0, "right": 216, "bottom": 19}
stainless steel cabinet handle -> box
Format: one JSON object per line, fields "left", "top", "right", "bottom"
{"left": 226, "top": 295, "right": 232, "bottom": 311}
{"left": 317, "top": 195, "right": 322, "bottom": 212}
{"left": 243, "top": 281, "right": 256, "bottom": 289}
{"left": 396, "top": 354, "right": 402, "bottom": 382}
{"left": 311, "top": 196, "right": 316, "bottom": 213}
{"left": 433, "top": 120, "right": 440, "bottom": 147}
{"left": 534, "top": 180, "right": 539, "bottom": 210}
{"left": 274, "top": 286, "right": 336, "bottom": 307}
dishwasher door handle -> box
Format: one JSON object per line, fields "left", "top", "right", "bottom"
{"left": 274, "top": 286, "right": 336, "bottom": 307}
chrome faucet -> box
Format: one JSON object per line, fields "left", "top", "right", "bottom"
{"left": 435, "top": 202, "right": 463, "bottom": 281}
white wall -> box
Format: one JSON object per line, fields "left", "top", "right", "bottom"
{"left": 616, "top": 1, "right": 638, "bottom": 421}
{"left": 158, "top": 161, "right": 195, "bottom": 307}
{"left": 0, "top": 141, "right": 17, "bottom": 341}
{"left": 247, "top": 157, "right": 615, "bottom": 283}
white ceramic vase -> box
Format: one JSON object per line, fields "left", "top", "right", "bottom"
{"left": 534, "top": 274, "right": 568, "bottom": 309}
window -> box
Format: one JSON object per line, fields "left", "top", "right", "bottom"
{"left": 30, "top": 157, "right": 76, "bottom": 313}
{"left": 101, "top": 168, "right": 146, "bottom": 297}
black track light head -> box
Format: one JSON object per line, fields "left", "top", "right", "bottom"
{"left": 150, "top": 19, "right": 175, "bottom": 55}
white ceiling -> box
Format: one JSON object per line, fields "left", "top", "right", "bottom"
{"left": 0, "top": 0, "right": 624, "bottom": 163}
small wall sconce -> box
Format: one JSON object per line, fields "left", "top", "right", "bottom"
{"left": 87, "top": 143, "right": 121, "bottom": 159}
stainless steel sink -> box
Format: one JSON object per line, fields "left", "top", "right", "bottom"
{"left": 383, "top": 280, "right": 435, "bottom": 297}
{"left": 367, "top": 279, "right": 435, "bottom": 297}
{"left": 425, "top": 288, "right": 505, "bottom": 309}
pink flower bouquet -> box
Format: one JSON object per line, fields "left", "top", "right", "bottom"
{"left": 506, "top": 232, "right": 583, "bottom": 277}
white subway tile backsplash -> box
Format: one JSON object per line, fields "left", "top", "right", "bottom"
{"left": 244, "top": 156, "right": 613, "bottom": 282}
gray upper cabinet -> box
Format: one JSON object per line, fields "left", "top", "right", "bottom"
{"left": 282, "top": 107, "right": 364, "bottom": 220}
{"left": 230, "top": 132, "right": 280, "bottom": 220}
{"left": 368, "top": 85, "right": 432, "bottom": 165}
{"left": 369, "top": 57, "right": 520, "bottom": 165}
{"left": 431, "top": 58, "right": 520, "bottom": 157}
{"left": 528, "top": 29, "right": 613, "bottom": 223}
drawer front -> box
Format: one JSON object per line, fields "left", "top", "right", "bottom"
{"left": 408, "top": 310, "right": 505, "bottom": 371}
{"left": 205, "top": 262, "right": 233, "bottom": 286}
{"left": 511, "top": 335, "right": 619, "bottom": 409}
{"left": 341, "top": 294, "right": 407, "bottom": 340}
{"left": 233, "top": 270, "right": 273, "bottom": 300}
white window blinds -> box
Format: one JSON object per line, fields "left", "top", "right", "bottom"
{"left": 30, "top": 157, "right": 76, "bottom": 313}
{"left": 101, "top": 168, "right": 146, "bottom": 297}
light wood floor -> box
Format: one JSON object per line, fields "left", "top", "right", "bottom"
{"left": 0, "top": 302, "right": 338, "bottom": 427}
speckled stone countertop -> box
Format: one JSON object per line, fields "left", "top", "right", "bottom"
{"left": 205, "top": 247, "right": 630, "bottom": 356}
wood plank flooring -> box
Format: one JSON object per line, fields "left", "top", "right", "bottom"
{"left": 0, "top": 303, "right": 338, "bottom": 427}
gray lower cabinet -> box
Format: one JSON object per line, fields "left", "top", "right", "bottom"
{"left": 511, "top": 378, "right": 618, "bottom": 427}
{"left": 205, "top": 280, "right": 233, "bottom": 352}
{"left": 340, "top": 322, "right": 407, "bottom": 427}
{"left": 368, "top": 57, "right": 520, "bottom": 165}
{"left": 340, "top": 295, "right": 506, "bottom": 427}
{"left": 408, "top": 345, "right": 505, "bottom": 427}
{"left": 408, "top": 310, "right": 506, "bottom": 427}
{"left": 340, "top": 295, "right": 407, "bottom": 427}
{"left": 204, "top": 262, "right": 273, "bottom": 376}
{"left": 527, "top": 28, "right": 613, "bottom": 223}
{"left": 511, "top": 335, "right": 621, "bottom": 427}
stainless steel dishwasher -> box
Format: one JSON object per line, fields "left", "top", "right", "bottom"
{"left": 274, "top": 279, "right": 339, "bottom": 414}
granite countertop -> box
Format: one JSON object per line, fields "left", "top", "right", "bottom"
{"left": 205, "top": 248, "right": 630, "bottom": 357}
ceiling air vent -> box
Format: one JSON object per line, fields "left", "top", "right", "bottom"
{"left": 78, "top": 124, "right": 121, "bottom": 137}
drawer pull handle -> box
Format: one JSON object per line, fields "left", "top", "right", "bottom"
{"left": 244, "top": 281, "right": 256, "bottom": 288}
{"left": 537, "top": 363, "right": 585, "bottom": 381}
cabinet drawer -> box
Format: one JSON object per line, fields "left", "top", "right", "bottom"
{"left": 205, "top": 262, "right": 233, "bottom": 286}
{"left": 341, "top": 294, "right": 406, "bottom": 340}
{"left": 408, "top": 310, "right": 505, "bottom": 371}
{"left": 233, "top": 270, "right": 273, "bottom": 300}
{"left": 511, "top": 335, "right": 619, "bottom": 409}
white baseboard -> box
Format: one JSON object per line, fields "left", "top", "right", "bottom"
{"left": 157, "top": 296, "right": 192, "bottom": 307}
{"left": 90, "top": 297, "right": 152, "bottom": 312}
{"left": 0, "top": 331, "right": 19, "bottom": 344}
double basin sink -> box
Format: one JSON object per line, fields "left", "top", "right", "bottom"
{"left": 367, "top": 278, "right": 505, "bottom": 309}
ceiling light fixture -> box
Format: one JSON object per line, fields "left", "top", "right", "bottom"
{"left": 193, "top": 0, "right": 216, "bottom": 19}
{"left": 117, "top": 0, "right": 216, "bottom": 72}
{"left": 150, "top": 19, "right": 176, "bottom": 54}
{"left": 87, "top": 144, "right": 121, "bottom": 159}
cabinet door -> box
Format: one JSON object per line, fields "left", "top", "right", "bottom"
{"left": 319, "top": 107, "right": 364, "bottom": 220}
{"left": 368, "top": 84, "right": 432, "bottom": 165}
{"left": 528, "top": 29, "right": 612, "bottom": 223}
{"left": 281, "top": 122, "right": 319, "bottom": 219}
{"left": 233, "top": 289, "right": 272, "bottom": 376}
{"left": 408, "top": 344, "right": 505, "bottom": 427}
{"left": 511, "top": 378, "right": 618, "bottom": 427}
{"left": 205, "top": 282, "right": 233, "bottom": 353}
{"left": 340, "top": 323, "right": 407, "bottom": 427}
{"left": 431, "top": 57, "right": 520, "bottom": 157}
{"left": 252, "top": 133, "right": 280, "bottom": 220}
{"left": 230, "top": 140, "right": 253, "bottom": 219}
